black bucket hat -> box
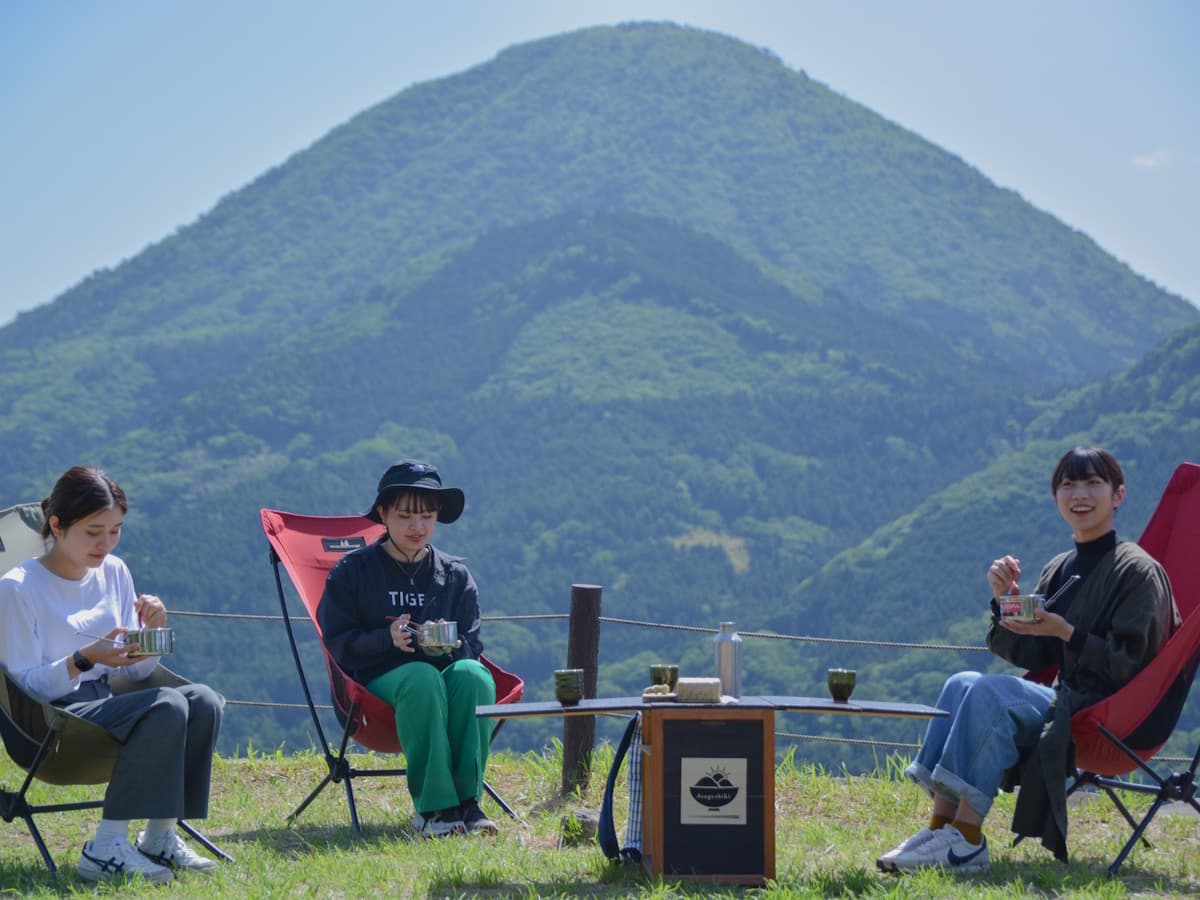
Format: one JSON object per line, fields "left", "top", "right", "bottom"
{"left": 364, "top": 460, "right": 465, "bottom": 524}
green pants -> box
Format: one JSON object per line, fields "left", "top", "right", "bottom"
{"left": 367, "top": 659, "right": 496, "bottom": 815}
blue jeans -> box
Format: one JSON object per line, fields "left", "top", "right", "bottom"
{"left": 905, "top": 671, "right": 1055, "bottom": 816}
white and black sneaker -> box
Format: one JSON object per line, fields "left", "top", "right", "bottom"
{"left": 460, "top": 799, "right": 498, "bottom": 836}
{"left": 136, "top": 829, "right": 218, "bottom": 872}
{"left": 889, "top": 825, "right": 990, "bottom": 874}
{"left": 413, "top": 807, "right": 466, "bottom": 838}
{"left": 876, "top": 827, "right": 940, "bottom": 872}
{"left": 77, "top": 838, "right": 173, "bottom": 884}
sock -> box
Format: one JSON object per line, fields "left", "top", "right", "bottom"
{"left": 927, "top": 813, "right": 952, "bottom": 832}
{"left": 93, "top": 819, "right": 130, "bottom": 847}
{"left": 140, "top": 818, "right": 176, "bottom": 851}
{"left": 950, "top": 819, "right": 983, "bottom": 845}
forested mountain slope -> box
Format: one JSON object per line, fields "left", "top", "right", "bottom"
{"left": 1, "top": 23, "right": 1194, "bottom": 755}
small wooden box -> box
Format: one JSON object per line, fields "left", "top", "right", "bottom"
{"left": 640, "top": 704, "right": 775, "bottom": 886}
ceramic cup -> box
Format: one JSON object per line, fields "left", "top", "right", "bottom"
{"left": 554, "top": 668, "right": 584, "bottom": 705}
{"left": 827, "top": 667, "right": 856, "bottom": 703}
{"left": 649, "top": 663, "right": 679, "bottom": 691}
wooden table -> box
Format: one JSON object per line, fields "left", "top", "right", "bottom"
{"left": 478, "top": 694, "right": 945, "bottom": 885}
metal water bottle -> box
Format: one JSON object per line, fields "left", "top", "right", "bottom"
{"left": 714, "top": 621, "right": 742, "bottom": 698}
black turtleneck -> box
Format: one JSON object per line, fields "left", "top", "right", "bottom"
{"left": 1050, "top": 529, "right": 1119, "bottom": 655}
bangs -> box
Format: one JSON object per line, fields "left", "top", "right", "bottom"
{"left": 384, "top": 487, "right": 443, "bottom": 515}
{"left": 1051, "top": 447, "right": 1124, "bottom": 492}
{"left": 1060, "top": 449, "right": 1106, "bottom": 482}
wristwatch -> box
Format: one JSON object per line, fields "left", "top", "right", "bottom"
{"left": 72, "top": 649, "right": 94, "bottom": 672}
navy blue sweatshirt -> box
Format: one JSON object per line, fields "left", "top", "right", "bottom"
{"left": 317, "top": 539, "right": 483, "bottom": 685}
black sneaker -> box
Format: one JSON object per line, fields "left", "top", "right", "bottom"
{"left": 412, "top": 807, "right": 465, "bottom": 838}
{"left": 459, "top": 799, "right": 498, "bottom": 835}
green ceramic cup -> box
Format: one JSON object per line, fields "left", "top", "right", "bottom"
{"left": 649, "top": 664, "right": 679, "bottom": 691}
{"left": 554, "top": 668, "right": 584, "bottom": 705}
{"left": 827, "top": 668, "right": 856, "bottom": 703}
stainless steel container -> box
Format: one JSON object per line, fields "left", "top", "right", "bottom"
{"left": 999, "top": 594, "right": 1046, "bottom": 623}
{"left": 405, "top": 620, "right": 459, "bottom": 655}
{"left": 123, "top": 627, "right": 176, "bottom": 655}
{"left": 713, "top": 621, "right": 742, "bottom": 698}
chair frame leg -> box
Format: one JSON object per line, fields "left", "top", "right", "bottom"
{"left": 483, "top": 779, "right": 524, "bottom": 825}
{"left": 178, "top": 819, "right": 234, "bottom": 863}
{"left": 0, "top": 725, "right": 96, "bottom": 872}
{"left": 3, "top": 738, "right": 232, "bottom": 872}
{"left": 2, "top": 787, "right": 62, "bottom": 873}
{"left": 483, "top": 717, "right": 525, "bottom": 824}
{"left": 285, "top": 700, "right": 408, "bottom": 835}
{"left": 1080, "top": 725, "right": 1200, "bottom": 876}
{"left": 287, "top": 703, "right": 363, "bottom": 832}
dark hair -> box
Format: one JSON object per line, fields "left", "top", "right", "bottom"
{"left": 379, "top": 487, "right": 443, "bottom": 518}
{"left": 40, "top": 466, "right": 128, "bottom": 539}
{"left": 1050, "top": 447, "right": 1125, "bottom": 494}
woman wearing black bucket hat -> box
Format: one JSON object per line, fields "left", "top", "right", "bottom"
{"left": 317, "top": 460, "right": 498, "bottom": 837}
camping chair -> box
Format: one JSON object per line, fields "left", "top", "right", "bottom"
{"left": 1065, "top": 461, "right": 1200, "bottom": 874}
{"left": 260, "top": 508, "right": 525, "bottom": 834}
{"left": 1020, "top": 462, "right": 1200, "bottom": 874}
{"left": 0, "top": 502, "right": 230, "bottom": 873}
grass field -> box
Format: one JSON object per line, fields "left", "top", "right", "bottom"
{"left": 2, "top": 744, "right": 1198, "bottom": 898}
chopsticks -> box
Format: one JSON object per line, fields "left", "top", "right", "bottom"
{"left": 74, "top": 630, "right": 128, "bottom": 644}
{"left": 1043, "top": 574, "right": 1081, "bottom": 609}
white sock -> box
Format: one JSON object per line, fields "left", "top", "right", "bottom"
{"left": 93, "top": 819, "right": 130, "bottom": 847}
{"left": 140, "top": 818, "right": 176, "bottom": 851}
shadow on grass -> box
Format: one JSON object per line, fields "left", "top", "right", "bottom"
{"left": 886, "top": 854, "right": 1199, "bottom": 898}
{"left": 217, "top": 819, "right": 417, "bottom": 857}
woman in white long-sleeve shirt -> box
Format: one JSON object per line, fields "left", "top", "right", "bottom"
{"left": 0, "top": 466, "right": 223, "bottom": 884}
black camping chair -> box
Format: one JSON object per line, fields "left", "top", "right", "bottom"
{"left": 0, "top": 501, "right": 231, "bottom": 873}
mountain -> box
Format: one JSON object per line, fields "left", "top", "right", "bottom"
{"left": 1, "top": 23, "right": 1196, "bottom": 757}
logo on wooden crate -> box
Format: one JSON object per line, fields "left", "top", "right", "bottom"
{"left": 680, "top": 758, "right": 747, "bottom": 824}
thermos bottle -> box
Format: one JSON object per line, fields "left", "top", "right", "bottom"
{"left": 714, "top": 621, "right": 742, "bottom": 698}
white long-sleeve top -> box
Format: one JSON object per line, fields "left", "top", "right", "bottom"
{"left": 0, "top": 554, "right": 157, "bottom": 702}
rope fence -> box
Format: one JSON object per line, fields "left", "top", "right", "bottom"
{"left": 167, "top": 607, "right": 1192, "bottom": 765}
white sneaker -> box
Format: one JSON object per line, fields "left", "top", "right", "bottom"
{"left": 876, "top": 827, "right": 939, "bottom": 872}
{"left": 412, "top": 808, "right": 465, "bottom": 838}
{"left": 890, "top": 825, "right": 990, "bottom": 874}
{"left": 136, "top": 829, "right": 219, "bottom": 872}
{"left": 78, "top": 838, "right": 173, "bottom": 884}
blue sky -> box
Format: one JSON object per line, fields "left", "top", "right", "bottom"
{"left": 2, "top": 0, "right": 1197, "bottom": 326}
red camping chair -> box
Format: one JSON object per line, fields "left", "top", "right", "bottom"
{"left": 260, "top": 508, "right": 524, "bottom": 833}
{"left": 1023, "top": 463, "right": 1200, "bottom": 875}
{"left": 1067, "top": 462, "right": 1200, "bottom": 874}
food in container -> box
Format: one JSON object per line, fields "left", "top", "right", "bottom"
{"left": 998, "top": 593, "right": 1046, "bottom": 623}
{"left": 403, "top": 621, "right": 460, "bottom": 655}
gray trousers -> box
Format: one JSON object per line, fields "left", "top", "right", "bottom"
{"left": 55, "top": 678, "right": 223, "bottom": 820}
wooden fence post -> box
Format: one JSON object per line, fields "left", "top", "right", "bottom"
{"left": 561, "top": 583, "right": 601, "bottom": 795}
